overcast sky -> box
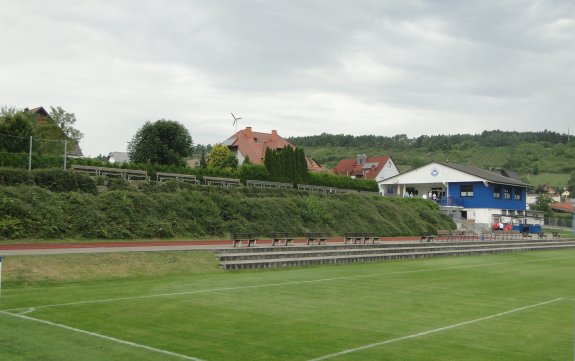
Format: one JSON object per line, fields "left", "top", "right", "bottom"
{"left": 1, "top": 0, "right": 573, "bottom": 156}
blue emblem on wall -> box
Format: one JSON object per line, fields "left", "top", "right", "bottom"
{"left": 431, "top": 168, "right": 439, "bottom": 177}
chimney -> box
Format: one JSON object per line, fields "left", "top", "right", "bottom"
{"left": 271, "top": 130, "right": 278, "bottom": 140}
{"left": 357, "top": 154, "right": 367, "bottom": 165}
{"left": 245, "top": 126, "right": 252, "bottom": 137}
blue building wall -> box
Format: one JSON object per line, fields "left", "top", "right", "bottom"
{"left": 448, "top": 182, "right": 526, "bottom": 210}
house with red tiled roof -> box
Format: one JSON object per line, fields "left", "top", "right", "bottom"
{"left": 222, "top": 126, "right": 326, "bottom": 172}
{"left": 333, "top": 154, "right": 399, "bottom": 182}
{"left": 223, "top": 127, "right": 291, "bottom": 164}
{"left": 550, "top": 201, "right": 575, "bottom": 214}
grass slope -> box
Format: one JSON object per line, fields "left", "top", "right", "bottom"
{"left": 1, "top": 250, "right": 574, "bottom": 360}
{"left": 0, "top": 185, "right": 454, "bottom": 240}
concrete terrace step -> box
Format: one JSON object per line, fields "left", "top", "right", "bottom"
{"left": 217, "top": 239, "right": 565, "bottom": 254}
{"left": 217, "top": 240, "right": 575, "bottom": 270}
{"left": 218, "top": 241, "right": 575, "bottom": 262}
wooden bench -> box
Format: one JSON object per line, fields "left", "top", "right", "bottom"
{"left": 420, "top": 234, "right": 435, "bottom": 242}
{"left": 231, "top": 233, "right": 257, "bottom": 247}
{"left": 72, "top": 164, "right": 149, "bottom": 180}
{"left": 246, "top": 180, "right": 293, "bottom": 189}
{"left": 297, "top": 184, "right": 328, "bottom": 193}
{"left": 344, "top": 233, "right": 379, "bottom": 244}
{"left": 332, "top": 188, "right": 358, "bottom": 195}
{"left": 361, "top": 233, "right": 380, "bottom": 244}
{"left": 437, "top": 230, "right": 452, "bottom": 241}
{"left": 156, "top": 172, "right": 199, "bottom": 184}
{"left": 270, "top": 232, "right": 295, "bottom": 246}
{"left": 71, "top": 164, "right": 101, "bottom": 175}
{"left": 344, "top": 233, "right": 364, "bottom": 244}
{"left": 203, "top": 176, "right": 241, "bottom": 187}
{"left": 306, "top": 232, "right": 327, "bottom": 245}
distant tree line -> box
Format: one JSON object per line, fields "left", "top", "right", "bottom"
{"left": 289, "top": 130, "right": 571, "bottom": 151}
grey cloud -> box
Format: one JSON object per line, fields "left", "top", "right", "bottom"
{"left": 0, "top": 0, "right": 573, "bottom": 155}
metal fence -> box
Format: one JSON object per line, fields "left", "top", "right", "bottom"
{"left": 0, "top": 133, "right": 68, "bottom": 170}
{"left": 544, "top": 216, "right": 573, "bottom": 228}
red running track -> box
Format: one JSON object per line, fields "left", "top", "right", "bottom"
{"left": 0, "top": 237, "right": 420, "bottom": 251}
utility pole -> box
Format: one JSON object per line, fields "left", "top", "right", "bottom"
{"left": 63, "top": 140, "right": 67, "bottom": 170}
{"left": 28, "top": 136, "right": 32, "bottom": 171}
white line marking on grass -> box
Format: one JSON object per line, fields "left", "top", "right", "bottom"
{"left": 0, "top": 310, "right": 206, "bottom": 361}
{"left": 1, "top": 257, "right": 569, "bottom": 313}
{"left": 15, "top": 307, "right": 35, "bottom": 315}
{"left": 308, "top": 298, "right": 565, "bottom": 361}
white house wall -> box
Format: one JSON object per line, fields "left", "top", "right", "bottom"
{"left": 467, "top": 208, "right": 494, "bottom": 224}
{"left": 375, "top": 159, "right": 400, "bottom": 182}
{"left": 379, "top": 162, "right": 486, "bottom": 186}
{"left": 232, "top": 149, "right": 246, "bottom": 165}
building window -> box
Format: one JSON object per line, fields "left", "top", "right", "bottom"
{"left": 494, "top": 185, "right": 501, "bottom": 199}
{"left": 514, "top": 187, "right": 522, "bottom": 200}
{"left": 460, "top": 184, "right": 474, "bottom": 197}
{"left": 504, "top": 187, "right": 511, "bottom": 200}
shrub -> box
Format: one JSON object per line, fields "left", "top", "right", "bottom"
{"left": 0, "top": 167, "right": 97, "bottom": 193}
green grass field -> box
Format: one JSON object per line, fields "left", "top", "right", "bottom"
{"left": 1, "top": 250, "right": 574, "bottom": 360}
{"left": 523, "top": 172, "right": 570, "bottom": 189}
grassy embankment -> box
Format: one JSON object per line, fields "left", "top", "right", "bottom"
{"left": 0, "top": 183, "right": 454, "bottom": 241}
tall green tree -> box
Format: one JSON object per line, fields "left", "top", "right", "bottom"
{"left": 128, "top": 119, "right": 193, "bottom": 166}
{"left": 263, "top": 146, "right": 309, "bottom": 182}
{"left": 199, "top": 150, "right": 207, "bottom": 168}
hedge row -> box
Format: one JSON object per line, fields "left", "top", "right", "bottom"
{"left": 0, "top": 185, "right": 454, "bottom": 240}
{"left": 0, "top": 168, "right": 97, "bottom": 193}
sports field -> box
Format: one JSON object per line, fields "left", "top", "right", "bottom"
{"left": 1, "top": 250, "right": 574, "bottom": 360}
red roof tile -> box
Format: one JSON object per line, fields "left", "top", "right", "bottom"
{"left": 223, "top": 127, "right": 293, "bottom": 164}
{"left": 332, "top": 156, "right": 390, "bottom": 179}
{"left": 550, "top": 202, "right": 575, "bottom": 213}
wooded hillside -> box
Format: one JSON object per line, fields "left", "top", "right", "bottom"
{"left": 289, "top": 130, "right": 575, "bottom": 187}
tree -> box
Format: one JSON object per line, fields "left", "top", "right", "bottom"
{"left": 263, "top": 146, "right": 308, "bottom": 182}
{"left": 530, "top": 194, "right": 553, "bottom": 215}
{"left": 207, "top": 144, "right": 238, "bottom": 170}
{"left": 128, "top": 119, "right": 193, "bottom": 166}
{"left": 0, "top": 111, "right": 33, "bottom": 152}
{"left": 199, "top": 150, "right": 207, "bottom": 168}
{"left": 49, "top": 106, "right": 84, "bottom": 143}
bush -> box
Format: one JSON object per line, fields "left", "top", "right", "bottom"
{"left": 0, "top": 167, "right": 97, "bottom": 193}
{"left": 307, "top": 172, "right": 378, "bottom": 191}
